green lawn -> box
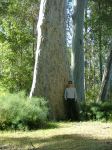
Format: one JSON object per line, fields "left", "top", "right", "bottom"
{"left": 0, "top": 122, "right": 112, "bottom": 150}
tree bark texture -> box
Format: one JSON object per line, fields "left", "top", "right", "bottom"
{"left": 30, "top": 0, "right": 69, "bottom": 120}
{"left": 71, "top": 0, "right": 87, "bottom": 101}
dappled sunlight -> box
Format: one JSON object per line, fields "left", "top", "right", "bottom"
{"left": 0, "top": 122, "right": 112, "bottom": 149}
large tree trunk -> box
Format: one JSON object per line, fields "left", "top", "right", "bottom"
{"left": 100, "top": 47, "right": 112, "bottom": 101}
{"left": 30, "top": 0, "right": 69, "bottom": 120}
{"left": 71, "top": 0, "right": 87, "bottom": 101}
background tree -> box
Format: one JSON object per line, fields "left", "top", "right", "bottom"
{"left": 100, "top": 44, "right": 112, "bottom": 101}
{"left": 84, "top": 0, "right": 112, "bottom": 101}
{"left": 71, "top": 0, "right": 88, "bottom": 101}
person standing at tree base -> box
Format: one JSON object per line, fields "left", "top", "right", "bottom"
{"left": 64, "top": 81, "right": 80, "bottom": 121}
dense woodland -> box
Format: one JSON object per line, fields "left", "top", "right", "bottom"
{"left": 0, "top": 0, "right": 112, "bottom": 127}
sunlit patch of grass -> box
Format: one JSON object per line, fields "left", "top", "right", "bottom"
{"left": 0, "top": 121, "right": 112, "bottom": 150}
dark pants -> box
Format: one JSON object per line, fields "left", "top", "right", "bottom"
{"left": 66, "top": 99, "right": 80, "bottom": 121}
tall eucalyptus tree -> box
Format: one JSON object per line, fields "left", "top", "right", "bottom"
{"left": 30, "top": 0, "right": 69, "bottom": 120}
{"left": 71, "top": 0, "right": 88, "bottom": 101}
{"left": 100, "top": 44, "right": 112, "bottom": 101}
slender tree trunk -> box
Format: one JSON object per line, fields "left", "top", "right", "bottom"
{"left": 30, "top": 0, "right": 69, "bottom": 120}
{"left": 99, "top": 27, "right": 103, "bottom": 81}
{"left": 100, "top": 47, "right": 112, "bottom": 101}
{"left": 71, "top": 0, "right": 87, "bottom": 101}
{"left": 32, "top": 20, "right": 35, "bottom": 62}
{"left": 98, "top": 2, "right": 103, "bottom": 81}
{"left": 84, "top": 2, "right": 87, "bottom": 93}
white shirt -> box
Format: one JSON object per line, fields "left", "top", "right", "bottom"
{"left": 64, "top": 87, "right": 77, "bottom": 100}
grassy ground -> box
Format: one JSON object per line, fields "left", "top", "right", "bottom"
{"left": 0, "top": 122, "right": 112, "bottom": 150}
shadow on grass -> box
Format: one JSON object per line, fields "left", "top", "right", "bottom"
{"left": 0, "top": 133, "right": 112, "bottom": 150}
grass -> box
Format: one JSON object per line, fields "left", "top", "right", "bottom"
{"left": 0, "top": 121, "right": 112, "bottom": 150}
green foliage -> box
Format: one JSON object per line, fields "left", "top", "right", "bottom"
{"left": 85, "top": 84, "right": 100, "bottom": 102}
{"left": 0, "top": 92, "right": 48, "bottom": 130}
{"left": 84, "top": 0, "right": 112, "bottom": 101}
{"left": 0, "top": 0, "right": 40, "bottom": 93}
{"left": 80, "top": 101, "right": 112, "bottom": 121}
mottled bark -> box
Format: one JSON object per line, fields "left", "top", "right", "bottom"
{"left": 71, "top": 0, "right": 87, "bottom": 101}
{"left": 30, "top": 0, "right": 69, "bottom": 120}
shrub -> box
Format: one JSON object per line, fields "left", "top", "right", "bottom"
{"left": 0, "top": 92, "right": 48, "bottom": 130}
{"left": 80, "top": 101, "right": 112, "bottom": 121}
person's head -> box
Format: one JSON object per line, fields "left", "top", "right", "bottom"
{"left": 68, "top": 80, "right": 73, "bottom": 87}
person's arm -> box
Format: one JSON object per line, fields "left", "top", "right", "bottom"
{"left": 64, "top": 89, "right": 67, "bottom": 100}
{"left": 74, "top": 88, "right": 78, "bottom": 101}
